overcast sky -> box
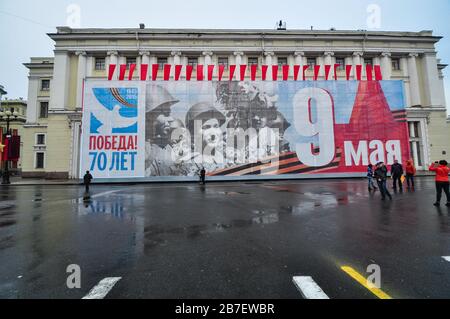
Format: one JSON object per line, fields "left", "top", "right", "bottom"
{"left": 0, "top": 0, "right": 449, "bottom": 114}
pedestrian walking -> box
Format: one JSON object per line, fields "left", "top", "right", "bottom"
{"left": 199, "top": 167, "right": 206, "bottom": 185}
{"left": 367, "top": 164, "right": 378, "bottom": 191}
{"left": 390, "top": 160, "right": 404, "bottom": 191}
{"left": 429, "top": 160, "right": 450, "bottom": 207}
{"left": 83, "top": 170, "right": 93, "bottom": 194}
{"left": 405, "top": 159, "right": 416, "bottom": 190}
{"left": 374, "top": 162, "right": 392, "bottom": 200}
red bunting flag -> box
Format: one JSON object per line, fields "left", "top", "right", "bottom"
{"left": 152, "top": 64, "right": 159, "bottom": 81}
{"left": 108, "top": 64, "right": 116, "bottom": 81}
{"left": 250, "top": 64, "right": 258, "bottom": 81}
{"left": 119, "top": 64, "right": 127, "bottom": 81}
{"left": 345, "top": 65, "right": 352, "bottom": 80}
{"left": 324, "top": 65, "right": 331, "bottom": 80}
{"left": 140, "top": 64, "right": 148, "bottom": 81}
{"left": 174, "top": 65, "right": 182, "bottom": 81}
{"left": 302, "top": 65, "right": 309, "bottom": 80}
{"left": 208, "top": 65, "right": 214, "bottom": 81}
{"left": 240, "top": 65, "right": 247, "bottom": 81}
{"left": 272, "top": 65, "right": 278, "bottom": 81}
{"left": 128, "top": 64, "right": 136, "bottom": 80}
{"left": 282, "top": 65, "right": 290, "bottom": 81}
{"left": 197, "top": 65, "right": 204, "bottom": 81}
{"left": 333, "top": 64, "right": 340, "bottom": 80}
{"left": 374, "top": 65, "right": 383, "bottom": 81}
{"left": 365, "top": 64, "right": 373, "bottom": 81}
{"left": 261, "top": 65, "right": 268, "bottom": 81}
{"left": 313, "top": 65, "right": 321, "bottom": 81}
{"left": 186, "top": 65, "right": 193, "bottom": 81}
{"left": 293, "top": 65, "right": 300, "bottom": 81}
{"left": 218, "top": 65, "right": 225, "bottom": 81}
{"left": 163, "top": 64, "right": 171, "bottom": 81}
{"left": 356, "top": 65, "right": 362, "bottom": 81}
{"left": 229, "top": 65, "right": 236, "bottom": 81}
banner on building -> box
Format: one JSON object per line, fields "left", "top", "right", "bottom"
{"left": 80, "top": 80, "right": 409, "bottom": 179}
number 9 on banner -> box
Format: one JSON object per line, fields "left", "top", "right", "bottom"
{"left": 293, "top": 87, "right": 335, "bottom": 167}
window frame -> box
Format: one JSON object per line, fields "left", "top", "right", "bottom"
{"left": 35, "top": 133, "right": 46, "bottom": 146}
{"left": 35, "top": 152, "right": 45, "bottom": 169}
{"left": 94, "top": 57, "right": 106, "bottom": 71}
{"left": 41, "top": 79, "right": 50, "bottom": 91}
{"left": 39, "top": 101, "right": 49, "bottom": 119}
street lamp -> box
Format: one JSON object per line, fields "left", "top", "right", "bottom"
{"left": 0, "top": 104, "right": 19, "bottom": 185}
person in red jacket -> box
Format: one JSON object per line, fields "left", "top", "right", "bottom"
{"left": 405, "top": 159, "right": 416, "bottom": 190}
{"left": 429, "top": 160, "right": 450, "bottom": 207}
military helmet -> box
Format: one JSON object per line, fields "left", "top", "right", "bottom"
{"left": 145, "top": 84, "right": 179, "bottom": 113}
{"left": 185, "top": 102, "right": 226, "bottom": 133}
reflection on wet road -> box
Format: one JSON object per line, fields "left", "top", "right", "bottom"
{"left": 0, "top": 177, "right": 450, "bottom": 299}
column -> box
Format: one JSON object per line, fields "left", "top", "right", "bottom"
{"left": 26, "top": 77, "right": 39, "bottom": 123}
{"left": 107, "top": 51, "right": 118, "bottom": 80}
{"left": 171, "top": 51, "right": 182, "bottom": 79}
{"left": 421, "top": 53, "right": 442, "bottom": 107}
{"left": 352, "top": 52, "right": 363, "bottom": 80}
{"left": 294, "top": 51, "right": 305, "bottom": 66}
{"left": 324, "top": 52, "right": 334, "bottom": 79}
{"left": 408, "top": 53, "right": 421, "bottom": 107}
{"left": 75, "top": 51, "right": 86, "bottom": 110}
{"left": 264, "top": 51, "right": 274, "bottom": 80}
{"left": 49, "top": 51, "right": 70, "bottom": 110}
{"left": 233, "top": 51, "right": 244, "bottom": 80}
{"left": 380, "top": 52, "right": 392, "bottom": 80}
{"left": 203, "top": 51, "right": 213, "bottom": 79}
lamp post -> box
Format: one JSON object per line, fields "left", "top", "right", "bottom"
{"left": 0, "top": 108, "right": 19, "bottom": 185}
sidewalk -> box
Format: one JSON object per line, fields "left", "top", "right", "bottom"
{"left": 4, "top": 176, "right": 81, "bottom": 186}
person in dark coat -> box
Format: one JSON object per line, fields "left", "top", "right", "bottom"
{"left": 367, "top": 164, "right": 378, "bottom": 191}
{"left": 199, "top": 167, "right": 206, "bottom": 185}
{"left": 83, "top": 170, "right": 93, "bottom": 193}
{"left": 390, "top": 160, "right": 404, "bottom": 191}
{"left": 374, "top": 162, "right": 392, "bottom": 200}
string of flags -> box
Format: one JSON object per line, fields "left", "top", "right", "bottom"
{"left": 107, "top": 64, "right": 383, "bottom": 81}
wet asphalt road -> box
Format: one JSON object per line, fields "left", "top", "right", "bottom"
{"left": 0, "top": 177, "right": 449, "bottom": 299}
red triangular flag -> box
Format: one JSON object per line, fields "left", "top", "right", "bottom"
{"left": 163, "top": 64, "right": 171, "bottom": 81}
{"left": 208, "top": 65, "right": 214, "bottom": 81}
{"left": 186, "top": 65, "right": 193, "bottom": 81}
{"left": 152, "top": 64, "right": 159, "bottom": 81}
{"left": 229, "top": 65, "right": 236, "bottom": 81}
{"left": 140, "top": 64, "right": 148, "bottom": 81}
{"left": 119, "top": 64, "right": 127, "bottom": 81}
{"left": 261, "top": 65, "right": 268, "bottom": 81}
{"left": 218, "top": 65, "right": 225, "bottom": 81}
{"left": 324, "top": 65, "right": 331, "bottom": 80}
{"left": 174, "top": 65, "right": 182, "bottom": 81}
{"left": 250, "top": 64, "right": 257, "bottom": 81}
{"left": 345, "top": 65, "right": 352, "bottom": 80}
{"left": 313, "top": 65, "right": 320, "bottom": 81}
{"left": 356, "top": 65, "right": 362, "bottom": 81}
{"left": 365, "top": 64, "right": 373, "bottom": 81}
{"left": 272, "top": 65, "right": 278, "bottom": 81}
{"left": 293, "top": 65, "right": 300, "bottom": 81}
{"left": 333, "top": 64, "right": 340, "bottom": 80}
{"left": 374, "top": 65, "right": 383, "bottom": 81}
{"left": 302, "top": 65, "right": 309, "bottom": 80}
{"left": 128, "top": 64, "right": 136, "bottom": 80}
{"left": 240, "top": 65, "right": 247, "bottom": 81}
{"left": 108, "top": 64, "right": 116, "bottom": 81}
{"left": 282, "top": 65, "right": 289, "bottom": 81}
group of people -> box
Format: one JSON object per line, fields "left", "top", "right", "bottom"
{"left": 367, "top": 159, "right": 450, "bottom": 206}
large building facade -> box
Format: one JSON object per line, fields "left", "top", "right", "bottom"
{"left": 23, "top": 27, "right": 449, "bottom": 179}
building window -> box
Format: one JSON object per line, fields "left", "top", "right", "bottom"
{"left": 218, "top": 57, "right": 228, "bottom": 68}
{"left": 277, "top": 57, "right": 288, "bottom": 66}
{"left": 187, "top": 57, "right": 198, "bottom": 66}
{"left": 35, "top": 152, "right": 45, "bottom": 169}
{"left": 364, "top": 58, "right": 373, "bottom": 66}
{"left": 39, "top": 102, "right": 48, "bottom": 118}
{"left": 335, "top": 58, "right": 345, "bottom": 70}
{"left": 307, "top": 58, "right": 316, "bottom": 68}
{"left": 392, "top": 58, "right": 401, "bottom": 71}
{"left": 36, "top": 134, "right": 46, "bottom": 145}
{"left": 94, "top": 58, "right": 106, "bottom": 70}
{"left": 157, "top": 57, "right": 167, "bottom": 69}
{"left": 41, "top": 79, "right": 50, "bottom": 91}
{"left": 126, "top": 57, "right": 136, "bottom": 69}
{"left": 247, "top": 57, "right": 258, "bottom": 66}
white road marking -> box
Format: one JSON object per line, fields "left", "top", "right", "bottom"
{"left": 442, "top": 256, "right": 450, "bottom": 263}
{"left": 82, "top": 277, "right": 122, "bottom": 299}
{"left": 77, "top": 190, "right": 120, "bottom": 202}
{"left": 292, "top": 276, "right": 330, "bottom": 299}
